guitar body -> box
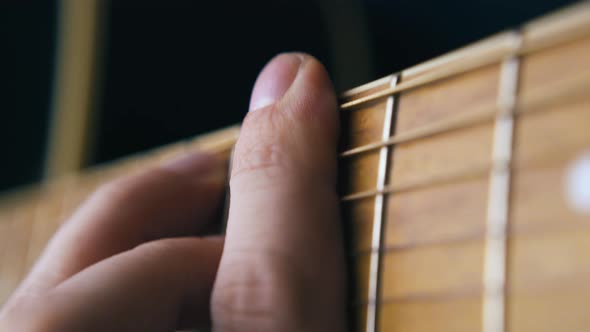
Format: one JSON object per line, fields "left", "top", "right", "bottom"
{"left": 1, "top": 3, "right": 590, "bottom": 331}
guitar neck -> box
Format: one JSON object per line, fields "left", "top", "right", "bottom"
{"left": 2, "top": 2, "right": 590, "bottom": 332}
{"left": 339, "top": 3, "right": 590, "bottom": 332}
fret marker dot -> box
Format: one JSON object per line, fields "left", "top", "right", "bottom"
{"left": 566, "top": 151, "right": 590, "bottom": 215}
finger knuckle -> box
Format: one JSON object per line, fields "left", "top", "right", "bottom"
{"left": 231, "top": 110, "right": 298, "bottom": 183}
{"left": 232, "top": 141, "right": 293, "bottom": 182}
{"left": 212, "top": 250, "right": 309, "bottom": 331}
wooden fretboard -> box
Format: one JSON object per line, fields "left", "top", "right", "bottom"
{"left": 2, "top": 3, "right": 590, "bottom": 332}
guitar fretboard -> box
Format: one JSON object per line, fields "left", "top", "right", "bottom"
{"left": 1, "top": 3, "right": 590, "bottom": 332}
{"left": 338, "top": 3, "right": 590, "bottom": 332}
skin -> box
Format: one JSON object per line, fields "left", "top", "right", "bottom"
{"left": 0, "top": 53, "right": 346, "bottom": 332}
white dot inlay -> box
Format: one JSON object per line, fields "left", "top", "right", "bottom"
{"left": 565, "top": 151, "right": 590, "bottom": 215}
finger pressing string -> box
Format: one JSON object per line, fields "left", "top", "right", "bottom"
{"left": 212, "top": 53, "right": 346, "bottom": 332}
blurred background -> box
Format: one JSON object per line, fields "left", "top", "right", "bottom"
{"left": 0, "top": 0, "right": 577, "bottom": 193}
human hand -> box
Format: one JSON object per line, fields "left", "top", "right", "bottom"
{"left": 0, "top": 53, "right": 346, "bottom": 332}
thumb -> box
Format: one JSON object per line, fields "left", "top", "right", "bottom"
{"left": 212, "top": 53, "right": 346, "bottom": 332}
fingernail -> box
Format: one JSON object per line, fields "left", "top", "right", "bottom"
{"left": 249, "top": 53, "right": 304, "bottom": 112}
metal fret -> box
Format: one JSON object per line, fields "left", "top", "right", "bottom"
{"left": 366, "top": 74, "right": 398, "bottom": 332}
{"left": 482, "top": 32, "right": 522, "bottom": 332}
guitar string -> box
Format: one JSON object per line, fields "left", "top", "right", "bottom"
{"left": 339, "top": 21, "right": 590, "bottom": 110}
{"left": 2, "top": 9, "right": 588, "bottom": 316}
{"left": 3, "top": 47, "right": 588, "bottom": 224}
{"left": 350, "top": 268, "right": 590, "bottom": 307}
{"left": 340, "top": 103, "right": 497, "bottom": 157}
{"left": 5, "top": 70, "right": 584, "bottom": 226}
{"left": 3, "top": 7, "right": 588, "bottom": 209}
{"left": 350, "top": 221, "right": 590, "bottom": 258}
{"left": 340, "top": 46, "right": 510, "bottom": 110}
{"left": 342, "top": 162, "right": 489, "bottom": 202}
{"left": 342, "top": 149, "right": 590, "bottom": 257}
{"left": 339, "top": 71, "right": 590, "bottom": 202}
{"left": 339, "top": 68, "right": 590, "bottom": 159}
{"left": 25, "top": 75, "right": 576, "bottom": 211}
{"left": 345, "top": 33, "right": 587, "bottom": 315}
{"left": 342, "top": 139, "right": 590, "bottom": 204}
{"left": 341, "top": 141, "right": 587, "bottom": 206}
{"left": 4, "top": 71, "right": 587, "bottom": 225}
{"left": 352, "top": 286, "right": 482, "bottom": 307}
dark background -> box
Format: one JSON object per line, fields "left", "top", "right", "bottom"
{"left": 0, "top": 0, "right": 576, "bottom": 192}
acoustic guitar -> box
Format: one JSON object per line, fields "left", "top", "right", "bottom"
{"left": 1, "top": 2, "right": 590, "bottom": 331}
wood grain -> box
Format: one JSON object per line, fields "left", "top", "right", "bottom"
{"left": 514, "top": 85, "right": 590, "bottom": 170}
{"left": 519, "top": 34, "right": 590, "bottom": 100}
{"left": 389, "top": 123, "right": 493, "bottom": 188}
{"left": 342, "top": 198, "right": 375, "bottom": 253}
{"left": 380, "top": 240, "right": 484, "bottom": 300}
{"left": 509, "top": 230, "right": 590, "bottom": 292}
{"left": 396, "top": 64, "right": 499, "bottom": 133}
{"left": 507, "top": 287, "right": 590, "bottom": 331}
{"left": 503, "top": 37, "right": 590, "bottom": 332}
{"left": 511, "top": 160, "right": 590, "bottom": 232}
{"left": 341, "top": 80, "right": 392, "bottom": 150}
{"left": 385, "top": 177, "right": 488, "bottom": 248}
{"left": 340, "top": 151, "right": 380, "bottom": 195}
{"left": 355, "top": 306, "right": 369, "bottom": 332}
{"left": 353, "top": 253, "right": 371, "bottom": 303}
{"left": 379, "top": 297, "right": 483, "bottom": 332}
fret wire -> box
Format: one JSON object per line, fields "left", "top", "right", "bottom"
{"left": 482, "top": 32, "right": 522, "bottom": 332}
{"left": 339, "top": 67, "right": 590, "bottom": 159}
{"left": 365, "top": 75, "right": 398, "bottom": 332}
{"left": 339, "top": 16, "right": 590, "bottom": 110}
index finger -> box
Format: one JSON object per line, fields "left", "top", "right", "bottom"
{"left": 212, "top": 53, "right": 346, "bottom": 332}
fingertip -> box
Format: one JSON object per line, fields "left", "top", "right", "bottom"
{"left": 249, "top": 53, "right": 305, "bottom": 112}
{"left": 234, "top": 52, "right": 340, "bottom": 183}
{"left": 216, "top": 53, "right": 345, "bottom": 331}
{"left": 281, "top": 54, "right": 339, "bottom": 139}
